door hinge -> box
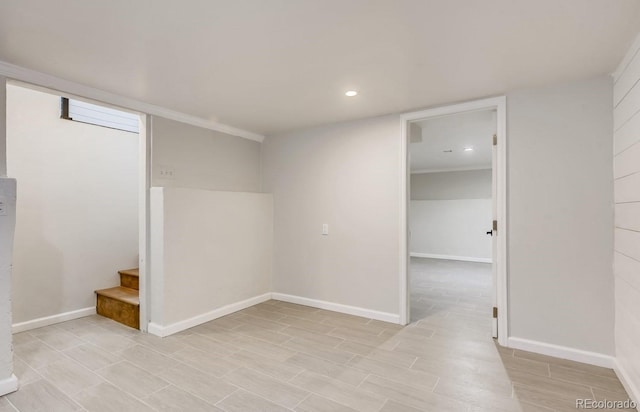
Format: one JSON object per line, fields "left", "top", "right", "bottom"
{"left": 493, "top": 134, "right": 497, "bottom": 146}
{"left": 492, "top": 220, "right": 497, "bottom": 232}
{"left": 493, "top": 307, "right": 498, "bottom": 318}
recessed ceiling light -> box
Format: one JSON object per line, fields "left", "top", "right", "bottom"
{"left": 345, "top": 90, "right": 358, "bottom": 97}
{"left": 464, "top": 147, "right": 474, "bottom": 152}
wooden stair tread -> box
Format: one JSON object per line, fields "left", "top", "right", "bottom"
{"left": 95, "top": 286, "right": 139, "bottom": 306}
{"left": 118, "top": 268, "right": 139, "bottom": 277}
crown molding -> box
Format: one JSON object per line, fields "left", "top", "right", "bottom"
{"left": 0, "top": 60, "right": 264, "bottom": 142}
{"left": 411, "top": 166, "right": 491, "bottom": 174}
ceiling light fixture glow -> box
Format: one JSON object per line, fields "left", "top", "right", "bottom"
{"left": 345, "top": 90, "right": 358, "bottom": 97}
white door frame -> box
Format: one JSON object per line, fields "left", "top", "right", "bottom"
{"left": 399, "top": 96, "right": 508, "bottom": 346}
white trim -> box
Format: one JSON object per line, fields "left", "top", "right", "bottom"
{"left": 138, "top": 115, "right": 151, "bottom": 333}
{"left": 399, "top": 112, "right": 409, "bottom": 325}
{"left": 614, "top": 358, "right": 640, "bottom": 406}
{"left": 411, "top": 166, "right": 491, "bottom": 174}
{"left": 400, "top": 96, "right": 508, "bottom": 345}
{"left": 271, "top": 293, "right": 400, "bottom": 324}
{"left": 613, "top": 32, "right": 640, "bottom": 82}
{"left": 0, "top": 60, "right": 264, "bottom": 142}
{"left": 410, "top": 252, "right": 492, "bottom": 264}
{"left": 508, "top": 337, "right": 614, "bottom": 369}
{"left": 147, "top": 293, "right": 272, "bottom": 337}
{"left": 12, "top": 307, "right": 96, "bottom": 333}
{"left": 0, "top": 374, "right": 18, "bottom": 397}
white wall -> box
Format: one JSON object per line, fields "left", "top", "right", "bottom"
{"left": 0, "top": 77, "right": 17, "bottom": 396}
{"left": 149, "top": 187, "right": 272, "bottom": 335}
{"left": 0, "top": 177, "right": 16, "bottom": 395}
{"left": 263, "top": 76, "right": 615, "bottom": 354}
{"left": 507, "top": 76, "right": 614, "bottom": 356}
{"left": 0, "top": 119, "right": 18, "bottom": 398}
{"left": 151, "top": 116, "right": 261, "bottom": 192}
{"left": 7, "top": 84, "right": 139, "bottom": 324}
{"left": 411, "top": 169, "right": 492, "bottom": 200}
{"left": 612, "top": 35, "right": 640, "bottom": 402}
{"left": 410, "top": 170, "right": 492, "bottom": 261}
{"left": 411, "top": 200, "right": 491, "bottom": 261}
{"left": 0, "top": 77, "right": 6, "bottom": 177}
{"left": 262, "top": 115, "right": 400, "bottom": 318}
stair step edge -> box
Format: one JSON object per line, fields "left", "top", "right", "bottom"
{"left": 118, "top": 268, "right": 139, "bottom": 277}
{"left": 95, "top": 286, "right": 139, "bottom": 306}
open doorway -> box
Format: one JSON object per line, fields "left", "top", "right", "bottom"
{"left": 6, "top": 81, "right": 148, "bottom": 333}
{"left": 400, "top": 97, "right": 507, "bottom": 345}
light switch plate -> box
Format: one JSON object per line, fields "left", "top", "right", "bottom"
{"left": 158, "top": 165, "right": 175, "bottom": 179}
{"left": 322, "top": 223, "right": 329, "bottom": 235}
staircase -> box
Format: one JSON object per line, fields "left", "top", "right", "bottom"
{"left": 95, "top": 268, "right": 140, "bottom": 329}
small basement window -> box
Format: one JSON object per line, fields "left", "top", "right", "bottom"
{"left": 60, "top": 97, "right": 139, "bottom": 134}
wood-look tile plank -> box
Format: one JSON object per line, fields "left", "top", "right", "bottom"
{"left": 118, "top": 344, "right": 180, "bottom": 375}
{"left": 359, "top": 374, "right": 469, "bottom": 411}
{"left": 144, "top": 385, "right": 223, "bottom": 412}
{"left": 506, "top": 368, "right": 593, "bottom": 399}
{"left": 337, "top": 340, "right": 417, "bottom": 368}
{"left": 549, "top": 364, "right": 627, "bottom": 393}
{"left": 74, "top": 382, "right": 155, "bottom": 412}
{"left": 229, "top": 350, "right": 304, "bottom": 382}
{"left": 294, "top": 393, "right": 359, "bottom": 412}
{"left": 231, "top": 335, "right": 298, "bottom": 362}
{"left": 170, "top": 346, "right": 240, "bottom": 378}
{"left": 290, "top": 371, "right": 386, "bottom": 412}
{"left": 96, "top": 361, "right": 169, "bottom": 399}
{"left": 282, "top": 337, "right": 356, "bottom": 364}
{"left": 61, "top": 343, "right": 120, "bottom": 371}
{"left": 7, "top": 379, "right": 83, "bottom": 412}
{"left": 224, "top": 367, "right": 309, "bottom": 408}
{"left": 513, "top": 349, "right": 618, "bottom": 378}
{"left": 346, "top": 355, "right": 439, "bottom": 390}
{"left": 157, "top": 363, "right": 237, "bottom": 404}
{"left": 13, "top": 340, "right": 65, "bottom": 370}
{"left": 279, "top": 326, "right": 345, "bottom": 348}
{"left": 216, "top": 389, "right": 290, "bottom": 412}
{"left": 285, "top": 353, "right": 368, "bottom": 386}
{"left": 38, "top": 358, "right": 104, "bottom": 396}
{"left": 278, "top": 316, "right": 336, "bottom": 334}
{"left": 434, "top": 377, "right": 520, "bottom": 411}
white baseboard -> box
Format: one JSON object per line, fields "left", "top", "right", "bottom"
{"left": 148, "top": 293, "right": 272, "bottom": 337}
{"left": 12, "top": 307, "right": 96, "bottom": 334}
{"left": 0, "top": 374, "right": 18, "bottom": 396}
{"left": 271, "top": 293, "right": 401, "bottom": 324}
{"left": 614, "top": 359, "right": 640, "bottom": 408}
{"left": 507, "top": 337, "right": 614, "bottom": 369}
{"left": 410, "top": 252, "right": 492, "bottom": 264}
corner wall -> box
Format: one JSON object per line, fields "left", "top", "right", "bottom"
{"left": 612, "top": 35, "right": 640, "bottom": 402}
{"left": 263, "top": 76, "right": 615, "bottom": 358}
{"left": 262, "top": 115, "right": 401, "bottom": 318}
{"left": 148, "top": 117, "right": 270, "bottom": 335}
{"left": 149, "top": 188, "right": 273, "bottom": 335}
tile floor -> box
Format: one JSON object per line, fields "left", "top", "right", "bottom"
{"left": 0, "top": 258, "right": 634, "bottom": 411}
